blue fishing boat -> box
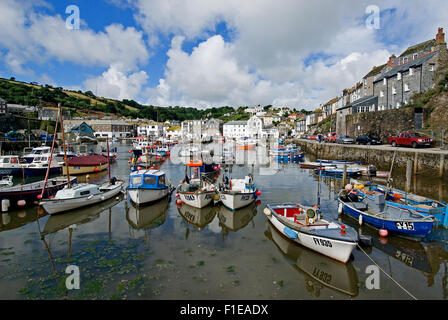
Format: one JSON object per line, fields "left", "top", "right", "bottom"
{"left": 127, "top": 169, "right": 174, "bottom": 206}
{"left": 315, "top": 167, "right": 361, "bottom": 177}
{"left": 338, "top": 190, "right": 435, "bottom": 239}
{"left": 350, "top": 180, "right": 448, "bottom": 228}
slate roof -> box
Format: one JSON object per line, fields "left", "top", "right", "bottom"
{"left": 374, "top": 52, "right": 437, "bottom": 83}
{"left": 399, "top": 40, "right": 435, "bottom": 58}
{"left": 363, "top": 64, "right": 387, "bottom": 78}
{"left": 337, "top": 95, "right": 378, "bottom": 111}
{"left": 224, "top": 121, "right": 247, "bottom": 125}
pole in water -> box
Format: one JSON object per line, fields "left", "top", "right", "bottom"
{"left": 406, "top": 160, "right": 413, "bottom": 193}
{"left": 342, "top": 164, "right": 347, "bottom": 187}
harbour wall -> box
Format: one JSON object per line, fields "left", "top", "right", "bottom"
{"left": 291, "top": 139, "right": 448, "bottom": 178}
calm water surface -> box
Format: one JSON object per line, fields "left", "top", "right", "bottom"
{"left": 0, "top": 143, "right": 447, "bottom": 300}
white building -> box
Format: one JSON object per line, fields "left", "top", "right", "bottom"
{"left": 137, "top": 122, "right": 163, "bottom": 138}
{"left": 247, "top": 115, "right": 264, "bottom": 138}
{"left": 223, "top": 121, "right": 248, "bottom": 139}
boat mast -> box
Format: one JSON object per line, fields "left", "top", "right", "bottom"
{"left": 59, "top": 104, "right": 71, "bottom": 188}
{"left": 106, "top": 136, "right": 111, "bottom": 184}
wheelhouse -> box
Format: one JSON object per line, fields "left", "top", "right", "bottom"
{"left": 128, "top": 170, "right": 167, "bottom": 189}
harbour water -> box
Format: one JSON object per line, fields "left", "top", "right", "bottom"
{"left": 1, "top": 143, "right": 448, "bottom": 300}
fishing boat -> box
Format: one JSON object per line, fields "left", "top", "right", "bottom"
{"left": 0, "top": 176, "right": 77, "bottom": 212}
{"left": 235, "top": 137, "right": 257, "bottom": 150}
{"left": 264, "top": 203, "right": 358, "bottom": 263}
{"left": 299, "top": 162, "right": 337, "bottom": 169}
{"left": 177, "top": 161, "right": 217, "bottom": 208}
{"left": 338, "top": 187, "right": 435, "bottom": 238}
{"left": 131, "top": 140, "right": 153, "bottom": 157}
{"left": 40, "top": 178, "right": 124, "bottom": 215}
{"left": 102, "top": 146, "right": 118, "bottom": 161}
{"left": 314, "top": 166, "right": 362, "bottom": 177}
{"left": 23, "top": 155, "right": 63, "bottom": 176}
{"left": 350, "top": 179, "right": 448, "bottom": 228}
{"left": 62, "top": 155, "right": 109, "bottom": 175}
{"left": 316, "top": 159, "right": 362, "bottom": 166}
{"left": 22, "top": 146, "right": 51, "bottom": 163}
{"left": 265, "top": 221, "right": 359, "bottom": 297}
{"left": 127, "top": 169, "right": 174, "bottom": 206}
{"left": 218, "top": 171, "right": 260, "bottom": 210}
{"left": 0, "top": 156, "right": 26, "bottom": 177}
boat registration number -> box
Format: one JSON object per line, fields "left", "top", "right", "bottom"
{"left": 241, "top": 195, "right": 251, "bottom": 201}
{"left": 395, "top": 222, "right": 415, "bottom": 231}
{"left": 313, "top": 238, "right": 332, "bottom": 248}
{"left": 184, "top": 195, "right": 195, "bottom": 201}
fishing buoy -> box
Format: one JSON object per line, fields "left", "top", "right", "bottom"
{"left": 137, "top": 166, "right": 142, "bottom": 171}
{"left": 175, "top": 193, "right": 179, "bottom": 198}
{"left": 1, "top": 199, "right": 10, "bottom": 212}
{"left": 176, "top": 199, "right": 183, "bottom": 205}
{"left": 263, "top": 207, "right": 272, "bottom": 216}
{"left": 156, "top": 156, "right": 160, "bottom": 160}
{"left": 255, "top": 200, "right": 261, "bottom": 206}
{"left": 256, "top": 190, "right": 262, "bottom": 196}
{"left": 17, "top": 200, "right": 26, "bottom": 207}
{"left": 358, "top": 214, "right": 363, "bottom": 226}
{"left": 338, "top": 203, "right": 343, "bottom": 214}
{"left": 37, "top": 194, "right": 42, "bottom": 200}
{"left": 379, "top": 229, "right": 388, "bottom": 237}
{"left": 138, "top": 157, "right": 142, "bottom": 162}
{"left": 94, "top": 167, "right": 99, "bottom": 172}
{"left": 129, "top": 149, "right": 132, "bottom": 153}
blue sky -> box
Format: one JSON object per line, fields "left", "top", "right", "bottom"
{"left": 0, "top": 0, "right": 447, "bottom": 109}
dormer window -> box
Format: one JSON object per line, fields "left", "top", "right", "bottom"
{"left": 403, "top": 57, "right": 408, "bottom": 63}
{"left": 413, "top": 53, "right": 418, "bottom": 59}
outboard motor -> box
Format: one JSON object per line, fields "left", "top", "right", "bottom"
{"left": 367, "top": 165, "right": 377, "bottom": 178}
{"left": 110, "top": 177, "right": 117, "bottom": 185}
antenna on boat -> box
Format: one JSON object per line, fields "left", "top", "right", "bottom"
{"left": 59, "top": 104, "right": 71, "bottom": 189}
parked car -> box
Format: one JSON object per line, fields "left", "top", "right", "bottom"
{"left": 326, "top": 132, "right": 338, "bottom": 143}
{"left": 356, "top": 135, "right": 382, "bottom": 145}
{"left": 336, "top": 135, "right": 355, "bottom": 144}
{"left": 387, "top": 132, "right": 433, "bottom": 148}
{"left": 309, "top": 135, "right": 318, "bottom": 141}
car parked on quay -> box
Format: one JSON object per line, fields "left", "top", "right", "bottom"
{"left": 356, "top": 135, "right": 382, "bottom": 145}
{"left": 336, "top": 135, "right": 355, "bottom": 144}
{"left": 388, "top": 132, "right": 433, "bottom": 148}
{"left": 325, "top": 132, "right": 338, "bottom": 143}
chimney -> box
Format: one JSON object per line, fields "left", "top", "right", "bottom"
{"left": 436, "top": 27, "right": 445, "bottom": 44}
{"left": 387, "top": 54, "right": 396, "bottom": 67}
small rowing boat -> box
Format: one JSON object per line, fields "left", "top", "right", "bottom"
{"left": 264, "top": 203, "right": 358, "bottom": 263}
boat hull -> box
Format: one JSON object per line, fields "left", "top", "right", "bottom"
{"left": 24, "top": 167, "right": 62, "bottom": 177}
{"left": 63, "top": 163, "right": 108, "bottom": 175}
{"left": 219, "top": 191, "right": 256, "bottom": 210}
{"left": 41, "top": 182, "right": 124, "bottom": 215}
{"left": 267, "top": 213, "right": 356, "bottom": 263}
{"left": 339, "top": 199, "right": 434, "bottom": 238}
{"left": 0, "top": 168, "right": 23, "bottom": 177}
{"left": 179, "top": 191, "right": 216, "bottom": 208}
{"left": 128, "top": 187, "right": 171, "bottom": 206}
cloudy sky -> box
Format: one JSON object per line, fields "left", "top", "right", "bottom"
{"left": 0, "top": 0, "right": 447, "bottom": 110}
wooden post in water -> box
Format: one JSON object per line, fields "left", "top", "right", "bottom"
{"left": 342, "top": 164, "right": 347, "bottom": 186}
{"left": 440, "top": 154, "right": 445, "bottom": 178}
{"left": 406, "top": 160, "right": 413, "bottom": 193}
{"left": 414, "top": 152, "right": 418, "bottom": 175}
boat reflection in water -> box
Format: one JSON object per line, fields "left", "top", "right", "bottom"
{"left": 125, "top": 197, "right": 170, "bottom": 231}
{"left": 42, "top": 194, "right": 124, "bottom": 236}
{"left": 265, "top": 221, "right": 359, "bottom": 297}
{"left": 217, "top": 202, "right": 258, "bottom": 238}
{"left": 1, "top": 209, "right": 46, "bottom": 233}
{"left": 177, "top": 203, "right": 218, "bottom": 230}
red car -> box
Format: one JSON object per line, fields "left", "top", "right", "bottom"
{"left": 388, "top": 132, "right": 433, "bottom": 148}
{"left": 309, "top": 135, "right": 318, "bottom": 141}
{"left": 325, "top": 132, "right": 338, "bottom": 143}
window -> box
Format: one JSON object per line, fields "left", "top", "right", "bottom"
{"left": 397, "top": 72, "right": 401, "bottom": 80}
{"left": 144, "top": 176, "right": 157, "bottom": 185}
{"left": 131, "top": 176, "right": 142, "bottom": 185}
{"left": 158, "top": 175, "right": 165, "bottom": 186}
{"left": 80, "top": 190, "right": 90, "bottom": 196}
{"left": 404, "top": 57, "right": 408, "bottom": 63}
{"left": 430, "top": 64, "right": 435, "bottom": 72}
{"left": 409, "top": 68, "right": 414, "bottom": 76}
{"left": 404, "top": 83, "right": 410, "bottom": 92}
{"left": 413, "top": 53, "right": 418, "bottom": 59}
{"left": 392, "top": 87, "right": 396, "bottom": 95}
{"left": 380, "top": 90, "right": 384, "bottom": 97}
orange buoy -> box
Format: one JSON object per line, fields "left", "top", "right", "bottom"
{"left": 256, "top": 190, "right": 262, "bottom": 196}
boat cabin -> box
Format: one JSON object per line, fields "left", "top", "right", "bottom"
{"left": 129, "top": 170, "right": 167, "bottom": 189}
{"left": 0, "top": 156, "right": 24, "bottom": 166}
{"left": 55, "top": 183, "right": 101, "bottom": 199}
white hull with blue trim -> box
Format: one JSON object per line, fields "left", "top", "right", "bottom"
{"left": 127, "top": 169, "right": 173, "bottom": 206}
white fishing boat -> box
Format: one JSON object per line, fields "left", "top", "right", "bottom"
{"left": 127, "top": 169, "right": 174, "bottom": 206}
{"left": 218, "top": 173, "right": 260, "bottom": 210}
{"left": 24, "top": 155, "right": 63, "bottom": 176}
{"left": 0, "top": 156, "right": 26, "bottom": 177}
{"left": 40, "top": 179, "right": 124, "bottom": 215}
{"left": 264, "top": 203, "right": 358, "bottom": 263}
{"left": 177, "top": 161, "right": 217, "bottom": 208}
{"left": 22, "top": 146, "right": 51, "bottom": 163}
